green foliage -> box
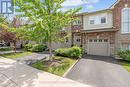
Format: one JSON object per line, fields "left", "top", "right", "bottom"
{"left": 55, "top": 46, "right": 83, "bottom": 58}
{"left": 31, "top": 44, "right": 47, "bottom": 52}
{"left": 117, "top": 50, "right": 130, "bottom": 62}
{"left": 0, "top": 47, "right": 12, "bottom": 51}
{"left": 24, "top": 44, "right": 33, "bottom": 51}
{"left": 13, "top": 0, "right": 81, "bottom": 58}
{"left": 24, "top": 44, "right": 47, "bottom": 52}
{"left": 0, "top": 14, "right": 9, "bottom": 29}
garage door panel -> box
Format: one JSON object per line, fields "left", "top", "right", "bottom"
{"left": 88, "top": 39, "right": 109, "bottom": 56}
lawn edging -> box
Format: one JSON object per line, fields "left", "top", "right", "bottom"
{"left": 63, "top": 58, "right": 80, "bottom": 77}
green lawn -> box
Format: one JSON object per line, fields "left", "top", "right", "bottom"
{"left": 31, "top": 56, "right": 77, "bottom": 76}
{"left": 120, "top": 62, "right": 130, "bottom": 73}
{"left": 0, "top": 52, "right": 33, "bottom": 59}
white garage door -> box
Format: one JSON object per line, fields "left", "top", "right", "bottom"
{"left": 88, "top": 39, "right": 110, "bottom": 56}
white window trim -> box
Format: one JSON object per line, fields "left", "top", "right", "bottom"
{"left": 89, "top": 14, "right": 107, "bottom": 25}
{"left": 121, "top": 7, "right": 130, "bottom": 34}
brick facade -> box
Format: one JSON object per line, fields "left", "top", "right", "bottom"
{"left": 71, "top": 0, "right": 130, "bottom": 56}
{"left": 113, "top": 0, "right": 130, "bottom": 52}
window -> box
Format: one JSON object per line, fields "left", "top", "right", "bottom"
{"left": 89, "top": 39, "right": 93, "bottom": 42}
{"left": 89, "top": 14, "right": 107, "bottom": 25}
{"left": 73, "top": 20, "right": 81, "bottom": 25}
{"left": 94, "top": 39, "right": 97, "bottom": 42}
{"left": 122, "top": 8, "right": 130, "bottom": 33}
{"left": 129, "top": 45, "right": 130, "bottom": 50}
{"left": 101, "top": 17, "right": 106, "bottom": 24}
{"left": 76, "top": 38, "right": 80, "bottom": 42}
{"left": 1, "top": 1, "right": 13, "bottom": 14}
{"left": 99, "top": 39, "right": 102, "bottom": 42}
{"left": 90, "top": 20, "right": 94, "bottom": 25}
{"left": 104, "top": 39, "right": 108, "bottom": 42}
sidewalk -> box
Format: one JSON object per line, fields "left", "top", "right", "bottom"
{"left": 0, "top": 50, "right": 23, "bottom": 54}
{"left": 0, "top": 57, "right": 93, "bottom": 87}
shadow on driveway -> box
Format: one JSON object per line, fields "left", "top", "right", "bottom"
{"left": 66, "top": 55, "right": 130, "bottom": 87}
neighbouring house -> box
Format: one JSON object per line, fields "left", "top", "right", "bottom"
{"left": 56, "top": 0, "right": 130, "bottom": 57}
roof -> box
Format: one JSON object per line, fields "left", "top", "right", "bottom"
{"left": 75, "top": 0, "right": 120, "bottom": 16}
{"left": 110, "top": 0, "right": 120, "bottom": 8}
{"left": 81, "top": 28, "right": 118, "bottom": 33}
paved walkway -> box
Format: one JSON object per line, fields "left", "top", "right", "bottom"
{"left": 15, "top": 53, "right": 49, "bottom": 64}
{"left": 66, "top": 55, "right": 130, "bottom": 87}
{"left": 0, "top": 50, "right": 23, "bottom": 54}
{"left": 0, "top": 57, "right": 92, "bottom": 87}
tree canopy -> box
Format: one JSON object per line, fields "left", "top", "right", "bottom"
{"left": 13, "top": 0, "right": 81, "bottom": 58}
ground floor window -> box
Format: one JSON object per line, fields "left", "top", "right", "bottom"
{"left": 121, "top": 44, "right": 130, "bottom": 50}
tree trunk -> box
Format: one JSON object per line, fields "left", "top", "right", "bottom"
{"left": 48, "top": 41, "right": 53, "bottom": 61}
{"left": 13, "top": 42, "right": 16, "bottom": 53}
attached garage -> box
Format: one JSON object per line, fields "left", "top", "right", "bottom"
{"left": 87, "top": 39, "right": 110, "bottom": 56}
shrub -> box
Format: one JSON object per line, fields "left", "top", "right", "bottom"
{"left": 31, "top": 44, "right": 47, "bottom": 52}
{"left": 55, "top": 46, "right": 83, "bottom": 58}
{"left": 24, "top": 44, "right": 47, "bottom": 52}
{"left": 117, "top": 50, "right": 130, "bottom": 62}
{"left": 24, "top": 44, "right": 33, "bottom": 51}
{"left": 0, "top": 47, "right": 12, "bottom": 51}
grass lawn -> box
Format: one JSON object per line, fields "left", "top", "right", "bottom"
{"left": 0, "top": 52, "right": 33, "bottom": 59}
{"left": 120, "top": 61, "right": 130, "bottom": 73}
{"left": 31, "top": 56, "right": 77, "bottom": 76}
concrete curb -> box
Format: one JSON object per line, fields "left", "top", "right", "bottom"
{"left": 63, "top": 59, "right": 80, "bottom": 77}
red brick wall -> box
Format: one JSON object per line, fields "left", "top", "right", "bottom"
{"left": 113, "top": 0, "right": 130, "bottom": 52}
{"left": 113, "top": 0, "right": 130, "bottom": 29}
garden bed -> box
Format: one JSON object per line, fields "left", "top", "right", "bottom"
{"left": 31, "top": 56, "right": 77, "bottom": 76}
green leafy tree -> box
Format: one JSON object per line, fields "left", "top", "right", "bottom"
{"left": 13, "top": 0, "right": 81, "bottom": 60}
{"left": 0, "top": 14, "right": 9, "bottom": 30}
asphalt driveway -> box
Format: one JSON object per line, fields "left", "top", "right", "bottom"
{"left": 66, "top": 55, "right": 130, "bottom": 87}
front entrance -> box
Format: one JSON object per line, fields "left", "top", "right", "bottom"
{"left": 87, "top": 39, "right": 110, "bottom": 56}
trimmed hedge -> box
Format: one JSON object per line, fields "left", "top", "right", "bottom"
{"left": 24, "top": 44, "right": 47, "bottom": 52}
{"left": 117, "top": 50, "right": 130, "bottom": 62}
{"left": 55, "top": 46, "right": 83, "bottom": 58}
{"left": 0, "top": 47, "right": 12, "bottom": 51}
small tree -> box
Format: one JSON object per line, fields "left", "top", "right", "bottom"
{"left": 0, "top": 29, "right": 18, "bottom": 52}
{"left": 13, "top": 0, "right": 81, "bottom": 60}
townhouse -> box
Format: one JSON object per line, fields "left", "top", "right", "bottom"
{"left": 1, "top": 0, "right": 130, "bottom": 57}
{"left": 55, "top": 0, "right": 130, "bottom": 57}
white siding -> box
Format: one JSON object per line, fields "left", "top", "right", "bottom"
{"left": 83, "top": 11, "right": 113, "bottom": 30}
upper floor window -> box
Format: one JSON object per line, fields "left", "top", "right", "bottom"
{"left": 1, "top": 1, "right": 13, "bottom": 14}
{"left": 122, "top": 8, "right": 130, "bottom": 33}
{"left": 89, "top": 16, "right": 95, "bottom": 25}
{"left": 90, "top": 20, "right": 95, "bottom": 25}
{"left": 89, "top": 14, "right": 107, "bottom": 25}
{"left": 101, "top": 17, "right": 106, "bottom": 24}
{"left": 73, "top": 20, "right": 81, "bottom": 25}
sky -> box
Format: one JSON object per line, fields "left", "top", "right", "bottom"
{"left": 62, "top": 0, "right": 118, "bottom": 12}
{"left": 0, "top": 0, "right": 118, "bottom": 18}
